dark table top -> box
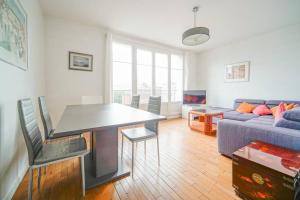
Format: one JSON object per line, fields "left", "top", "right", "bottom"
{"left": 54, "top": 103, "right": 166, "bottom": 136}
{"left": 234, "top": 141, "right": 300, "bottom": 177}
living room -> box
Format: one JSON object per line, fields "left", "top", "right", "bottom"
{"left": 1, "top": 0, "right": 300, "bottom": 200}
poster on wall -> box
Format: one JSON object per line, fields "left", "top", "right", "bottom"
{"left": 225, "top": 61, "right": 250, "bottom": 82}
{"left": 0, "top": 0, "right": 28, "bottom": 70}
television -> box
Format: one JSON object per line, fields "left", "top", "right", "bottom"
{"left": 183, "top": 90, "right": 206, "bottom": 105}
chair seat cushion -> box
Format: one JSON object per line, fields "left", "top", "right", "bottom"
{"left": 121, "top": 127, "right": 157, "bottom": 141}
{"left": 34, "top": 138, "right": 88, "bottom": 165}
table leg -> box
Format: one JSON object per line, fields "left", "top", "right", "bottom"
{"left": 204, "top": 115, "right": 213, "bottom": 134}
{"left": 84, "top": 127, "right": 130, "bottom": 189}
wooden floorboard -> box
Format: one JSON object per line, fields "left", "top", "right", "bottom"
{"left": 12, "top": 119, "right": 240, "bottom": 200}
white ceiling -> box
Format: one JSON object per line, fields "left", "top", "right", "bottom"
{"left": 40, "top": 0, "right": 300, "bottom": 52}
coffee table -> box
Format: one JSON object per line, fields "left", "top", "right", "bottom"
{"left": 188, "top": 108, "right": 224, "bottom": 135}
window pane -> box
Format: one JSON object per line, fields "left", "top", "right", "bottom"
{"left": 155, "top": 53, "right": 168, "bottom": 102}
{"left": 112, "top": 42, "right": 132, "bottom": 63}
{"left": 112, "top": 42, "right": 132, "bottom": 104}
{"left": 137, "top": 49, "right": 152, "bottom": 104}
{"left": 171, "top": 55, "right": 183, "bottom": 102}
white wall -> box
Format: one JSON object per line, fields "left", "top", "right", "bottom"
{"left": 0, "top": 0, "right": 45, "bottom": 199}
{"left": 45, "top": 18, "right": 197, "bottom": 122}
{"left": 184, "top": 52, "right": 201, "bottom": 90}
{"left": 45, "top": 18, "right": 106, "bottom": 125}
{"left": 196, "top": 23, "right": 300, "bottom": 108}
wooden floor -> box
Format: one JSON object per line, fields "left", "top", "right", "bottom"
{"left": 13, "top": 119, "right": 240, "bottom": 200}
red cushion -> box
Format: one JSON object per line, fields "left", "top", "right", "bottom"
{"left": 252, "top": 105, "right": 272, "bottom": 116}
{"left": 274, "top": 102, "right": 286, "bottom": 121}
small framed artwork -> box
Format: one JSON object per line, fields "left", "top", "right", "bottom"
{"left": 69, "top": 51, "right": 93, "bottom": 71}
{"left": 225, "top": 61, "right": 250, "bottom": 82}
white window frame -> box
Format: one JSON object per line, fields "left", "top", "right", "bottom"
{"left": 111, "top": 38, "right": 185, "bottom": 105}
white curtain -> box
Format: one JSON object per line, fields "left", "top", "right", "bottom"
{"left": 184, "top": 52, "right": 191, "bottom": 90}
{"left": 104, "top": 32, "right": 113, "bottom": 103}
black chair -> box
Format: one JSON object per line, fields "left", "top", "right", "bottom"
{"left": 130, "top": 95, "right": 140, "bottom": 109}
{"left": 18, "top": 98, "right": 88, "bottom": 200}
{"left": 121, "top": 96, "right": 161, "bottom": 176}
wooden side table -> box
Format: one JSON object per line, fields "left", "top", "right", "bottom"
{"left": 188, "top": 108, "right": 224, "bottom": 135}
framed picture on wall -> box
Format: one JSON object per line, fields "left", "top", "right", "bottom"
{"left": 225, "top": 61, "right": 250, "bottom": 82}
{"left": 69, "top": 51, "right": 93, "bottom": 71}
{"left": 0, "top": 0, "right": 28, "bottom": 70}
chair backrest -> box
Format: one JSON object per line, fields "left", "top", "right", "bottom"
{"left": 131, "top": 95, "right": 140, "bottom": 109}
{"left": 145, "top": 96, "right": 161, "bottom": 133}
{"left": 18, "top": 99, "right": 43, "bottom": 166}
{"left": 38, "top": 96, "right": 53, "bottom": 140}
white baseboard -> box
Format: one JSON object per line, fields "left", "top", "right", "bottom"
{"left": 166, "top": 114, "right": 181, "bottom": 119}
{"left": 3, "top": 166, "right": 28, "bottom": 200}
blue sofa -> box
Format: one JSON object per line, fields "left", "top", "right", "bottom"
{"left": 217, "top": 99, "right": 300, "bottom": 157}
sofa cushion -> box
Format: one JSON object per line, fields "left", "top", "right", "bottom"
{"left": 283, "top": 107, "right": 300, "bottom": 122}
{"left": 274, "top": 118, "right": 300, "bottom": 130}
{"left": 217, "top": 119, "right": 300, "bottom": 157}
{"left": 233, "top": 99, "right": 265, "bottom": 109}
{"left": 246, "top": 116, "right": 274, "bottom": 126}
{"left": 224, "top": 110, "right": 258, "bottom": 121}
{"left": 252, "top": 105, "right": 272, "bottom": 115}
{"left": 266, "top": 100, "right": 300, "bottom": 108}
{"left": 274, "top": 102, "right": 286, "bottom": 121}
{"left": 236, "top": 102, "right": 256, "bottom": 113}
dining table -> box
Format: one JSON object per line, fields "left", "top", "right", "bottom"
{"left": 54, "top": 103, "right": 166, "bottom": 189}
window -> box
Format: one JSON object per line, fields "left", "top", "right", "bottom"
{"left": 155, "top": 53, "right": 169, "bottom": 102}
{"left": 137, "top": 49, "right": 152, "bottom": 104}
{"left": 112, "top": 42, "right": 132, "bottom": 104}
{"left": 171, "top": 55, "right": 183, "bottom": 102}
{"left": 112, "top": 41, "right": 184, "bottom": 106}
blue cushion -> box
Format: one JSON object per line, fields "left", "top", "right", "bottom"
{"left": 283, "top": 107, "right": 300, "bottom": 122}
{"left": 274, "top": 118, "right": 300, "bottom": 130}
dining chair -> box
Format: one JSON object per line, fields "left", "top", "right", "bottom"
{"left": 130, "top": 95, "right": 140, "bottom": 109}
{"left": 18, "top": 98, "right": 88, "bottom": 200}
{"left": 38, "top": 96, "right": 55, "bottom": 141}
{"left": 121, "top": 96, "right": 161, "bottom": 176}
{"left": 38, "top": 96, "right": 82, "bottom": 141}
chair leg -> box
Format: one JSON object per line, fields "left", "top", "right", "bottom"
{"left": 132, "top": 142, "right": 134, "bottom": 177}
{"left": 80, "top": 156, "right": 85, "bottom": 196}
{"left": 28, "top": 167, "right": 33, "bottom": 200}
{"left": 144, "top": 140, "right": 146, "bottom": 158}
{"left": 38, "top": 167, "right": 42, "bottom": 191}
{"left": 44, "top": 166, "right": 46, "bottom": 175}
{"left": 121, "top": 134, "right": 124, "bottom": 160}
{"left": 157, "top": 137, "right": 160, "bottom": 166}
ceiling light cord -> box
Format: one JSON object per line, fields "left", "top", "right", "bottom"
{"left": 193, "top": 6, "right": 199, "bottom": 28}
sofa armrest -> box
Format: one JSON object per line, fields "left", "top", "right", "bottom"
{"left": 217, "top": 119, "right": 300, "bottom": 157}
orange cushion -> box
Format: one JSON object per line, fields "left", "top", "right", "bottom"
{"left": 236, "top": 102, "right": 256, "bottom": 113}
{"left": 271, "top": 106, "right": 278, "bottom": 116}
{"left": 285, "top": 103, "right": 296, "bottom": 110}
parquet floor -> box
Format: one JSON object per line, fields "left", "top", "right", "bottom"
{"left": 13, "top": 119, "right": 240, "bottom": 200}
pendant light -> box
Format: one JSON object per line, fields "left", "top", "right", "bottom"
{"left": 182, "top": 6, "right": 210, "bottom": 46}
